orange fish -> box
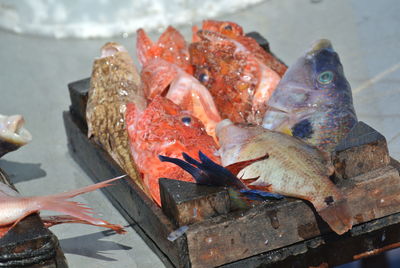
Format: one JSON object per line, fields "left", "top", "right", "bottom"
{"left": 192, "top": 20, "right": 287, "bottom": 77}
{"left": 0, "top": 176, "right": 126, "bottom": 238}
{"left": 126, "top": 96, "right": 220, "bottom": 206}
{"left": 190, "top": 30, "right": 281, "bottom": 124}
{"left": 136, "top": 26, "right": 193, "bottom": 74}
{"left": 140, "top": 58, "right": 221, "bottom": 141}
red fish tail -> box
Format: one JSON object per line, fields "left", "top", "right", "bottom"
{"left": 41, "top": 215, "right": 126, "bottom": 234}
{"left": 33, "top": 175, "right": 126, "bottom": 233}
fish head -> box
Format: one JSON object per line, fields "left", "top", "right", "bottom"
{"left": 190, "top": 31, "right": 261, "bottom": 123}
{"left": 0, "top": 114, "right": 32, "bottom": 157}
{"left": 263, "top": 39, "right": 353, "bottom": 134}
{"left": 136, "top": 27, "right": 192, "bottom": 74}
{"left": 126, "top": 95, "right": 218, "bottom": 158}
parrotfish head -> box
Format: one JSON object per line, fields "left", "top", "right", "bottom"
{"left": 0, "top": 114, "right": 32, "bottom": 157}
{"left": 263, "top": 39, "right": 354, "bottom": 133}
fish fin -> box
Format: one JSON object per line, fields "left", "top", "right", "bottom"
{"left": 136, "top": 28, "right": 156, "bottom": 66}
{"left": 192, "top": 25, "right": 201, "bottom": 42}
{"left": 141, "top": 59, "right": 177, "bottom": 99}
{"left": 32, "top": 175, "right": 126, "bottom": 230}
{"left": 315, "top": 199, "right": 353, "bottom": 235}
{"left": 240, "top": 189, "right": 284, "bottom": 200}
{"left": 182, "top": 152, "right": 202, "bottom": 167}
{"left": 158, "top": 155, "right": 205, "bottom": 183}
{"left": 225, "top": 153, "right": 269, "bottom": 176}
{"left": 158, "top": 26, "right": 186, "bottom": 50}
{"left": 41, "top": 215, "right": 126, "bottom": 234}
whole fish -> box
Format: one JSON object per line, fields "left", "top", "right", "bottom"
{"left": 262, "top": 39, "right": 357, "bottom": 152}
{"left": 137, "top": 28, "right": 221, "bottom": 141}
{"left": 217, "top": 119, "right": 353, "bottom": 235}
{"left": 126, "top": 96, "right": 220, "bottom": 206}
{"left": 136, "top": 26, "right": 193, "bottom": 74}
{"left": 86, "top": 42, "right": 148, "bottom": 194}
{"left": 140, "top": 58, "right": 221, "bottom": 141}
{"left": 0, "top": 175, "right": 126, "bottom": 237}
{"left": 0, "top": 114, "right": 32, "bottom": 158}
{"left": 190, "top": 30, "right": 281, "bottom": 124}
{"left": 192, "top": 20, "right": 288, "bottom": 77}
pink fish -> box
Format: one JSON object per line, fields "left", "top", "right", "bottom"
{"left": 0, "top": 176, "right": 126, "bottom": 237}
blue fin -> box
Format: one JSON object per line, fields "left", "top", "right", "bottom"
{"left": 239, "top": 189, "right": 284, "bottom": 200}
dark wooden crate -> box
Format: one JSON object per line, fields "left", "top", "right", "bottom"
{"left": 0, "top": 168, "right": 68, "bottom": 268}
{"left": 64, "top": 76, "right": 400, "bottom": 267}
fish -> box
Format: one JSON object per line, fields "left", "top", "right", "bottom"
{"left": 0, "top": 114, "right": 32, "bottom": 158}
{"left": 86, "top": 42, "right": 149, "bottom": 195}
{"left": 0, "top": 175, "right": 127, "bottom": 238}
{"left": 216, "top": 119, "right": 353, "bottom": 235}
{"left": 262, "top": 39, "right": 358, "bottom": 152}
{"left": 192, "top": 20, "right": 288, "bottom": 77}
{"left": 136, "top": 26, "right": 193, "bottom": 74}
{"left": 126, "top": 95, "right": 220, "bottom": 206}
{"left": 140, "top": 58, "right": 221, "bottom": 141}
{"left": 189, "top": 30, "right": 281, "bottom": 124}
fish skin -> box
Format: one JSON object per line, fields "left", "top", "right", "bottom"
{"left": 0, "top": 114, "right": 32, "bottom": 158}
{"left": 0, "top": 176, "right": 126, "bottom": 237}
{"left": 189, "top": 30, "right": 281, "bottom": 124}
{"left": 140, "top": 58, "right": 221, "bottom": 141}
{"left": 136, "top": 26, "right": 193, "bottom": 74}
{"left": 262, "top": 39, "right": 357, "bottom": 152}
{"left": 86, "top": 42, "right": 148, "bottom": 194}
{"left": 126, "top": 96, "right": 220, "bottom": 206}
{"left": 217, "top": 119, "right": 353, "bottom": 235}
{"left": 192, "top": 20, "right": 288, "bottom": 77}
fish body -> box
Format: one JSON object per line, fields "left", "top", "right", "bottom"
{"left": 0, "top": 176, "right": 126, "bottom": 237}
{"left": 262, "top": 39, "right": 357, "bottom": 152}
{"left": 193, "top": 20, "right": 287, "bottom": 77}
{"left": 136, "top": 26, "right": 192, "bottom": 74}
{"left": 0, "top": 114, "right": 31, "bottom": 157}
{"left": 86, "top": 42, "right": 148, "bottom": 194}
{"left": 140, "top": 58, "right": 221, "bottom": 140}
{"left": 217, "top": 119, "right": 352, "bottom": 235}
{"left": 126, "top": 96, "right": 220, "bottom": 206}
{"left": 189, "top": 30, "right": 281, "bottom": 124}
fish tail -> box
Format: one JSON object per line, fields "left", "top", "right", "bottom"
{"left": 315, "top": 198, "right": 353, "bottom": 235}
{"left": 33, "top": 175, "right": 126, "bottom": 233}
{"left": 41, "top": 215, "right": 126, "bottom": 234}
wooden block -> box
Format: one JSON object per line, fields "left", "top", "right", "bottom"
{"left": 245, "top": 32, "right": 271, "bottom": 52}
{"left": 333, "top": 121, "right": 390, "bottom": 179}
{"left": 159, "top": 178, "right": 230, "bottom": 226}
{"left": 68, "top": 78, "right": 90, "bottom": 128}
{"left": 0, "top": 169, "right": 68, "bottom": 268}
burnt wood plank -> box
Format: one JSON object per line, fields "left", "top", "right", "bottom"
{"left": 0, "top": 168, "right": 67, "bottom": 268}
{"left": 333, "top": 121, "right": 390, "bottom": 179}
{"left": 68, "top": 78, "right": 90, "bottom": 129}
{"left": 63, "top": 112, "right": 189, "bottom": 268}
{"left": 159, "top": 178, "right": 230, "bottom": 226}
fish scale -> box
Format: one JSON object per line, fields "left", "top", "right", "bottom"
{"left": 86, "top": 42, "right": 148, "bottom": 195}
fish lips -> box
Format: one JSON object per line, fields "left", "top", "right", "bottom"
{"left": 0, "top": 115, "right": 32, "bottom": 157}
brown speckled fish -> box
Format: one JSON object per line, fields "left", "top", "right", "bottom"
{"left": 86, "top": 42, "right": 148, "bottom": 194}
{"left": 0, "top": 114, "right": 32, "bottom": 158}
{"left": 217, "top": 119, "right": 353, "bottom": 235}
{"left": 262, "top": 39, "right": 357, "bottom": 152}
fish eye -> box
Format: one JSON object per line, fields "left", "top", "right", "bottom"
{"left": 318, "top": 71, "right": 334, "bottom": 84}
{"left": 181, "top": 117, "right": 191, "bottom": 126}
{"left": 198, "top": 72, "right": 209, "bottom": 83}
{"left": 223, "top": 24, "right": 233, "bottom": 31}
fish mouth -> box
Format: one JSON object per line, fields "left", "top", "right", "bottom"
{"left": 0, "top": 114, "right": 32, "bottom": 157}
{"left": 306, "top": 39, "right": 333, "bottom": 57}
{"left": 100, "top": 42, "right": 127, "bottom": 58}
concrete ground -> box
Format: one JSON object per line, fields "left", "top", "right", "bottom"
{"left": 0, "top": 0, "right": 399, "bottom": 267}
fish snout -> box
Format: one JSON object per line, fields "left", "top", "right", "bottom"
{"left": 306, "top": 39, "right": 333, "bottom": 57}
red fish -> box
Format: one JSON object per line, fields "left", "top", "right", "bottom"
{"left": 190, "top": 30, "right": 281, "bottom": 124}
{"left": 0, "top": 176, "right": 126, "bottom": 238}
{"left": 136, "top": 26, "right": 193, "bottom": 74}
{"left": 192, "top": 20, "right": 287, "bottom": 77}
{"left": 126, "top": 96, "right": 220, "bottom": 206}
{"left": 140, "top": 58, "right": 221, "bottom": 141}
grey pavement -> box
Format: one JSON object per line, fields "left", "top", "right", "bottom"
{"left": 0, "top": 0, "right": 399, "bottom": 267}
